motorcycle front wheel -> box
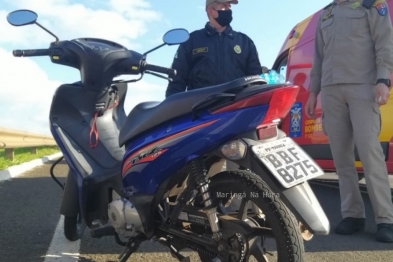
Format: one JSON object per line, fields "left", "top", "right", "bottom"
{"left": 64, "top": 211, "right": 86, "bottom": 241}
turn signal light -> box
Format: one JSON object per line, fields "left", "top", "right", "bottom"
{"left": 221, "top": 140, "right": 247, "bottom": 160}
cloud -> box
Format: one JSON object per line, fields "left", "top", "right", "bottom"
{"left": 0, "top": 0, "right": 162, "bottom": 49}
{"left": 0, "top": 0, "right": 168, "bottom": 137}
{"left": 0, "top": 46, "right": 165, "bottom": 136}
{"left": 0, "top": 47, "right": 62, "bottom": 135}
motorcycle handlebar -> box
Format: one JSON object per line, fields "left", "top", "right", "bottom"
{"left": 143, "top": 63, "right": 176, "bottom": 77}
{"left": 11, "top": 48, "right": 177, "bottom": 78}
{"left": 13, "top": 49, "right": 50, "bottom": 57}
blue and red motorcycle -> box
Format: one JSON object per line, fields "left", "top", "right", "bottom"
{"left": 7, "top": 9, "right": 329, "bottom": 262}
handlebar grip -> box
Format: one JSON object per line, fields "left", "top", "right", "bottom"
{"left": 13, "top": 49, "right": 50, "bottom": 57}
{"left": 144, "top": 63, "right": 176, "bottom": 77}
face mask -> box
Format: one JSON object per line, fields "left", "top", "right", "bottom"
{"left": 214, "top": 9, "right": 232, "bottom": 27}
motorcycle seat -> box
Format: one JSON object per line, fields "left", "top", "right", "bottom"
{"left": 118, "top": 76, "right": 266, "bottom": 146}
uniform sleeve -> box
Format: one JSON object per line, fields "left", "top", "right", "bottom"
{"left": 246, "top": 38, "right": 262, "bottom": 75}
{"left": 368, "top": 1, "right": 393, "bottom": 79}
{"left": 309, "top": 14, "right": 324, "bottom": 95}
{"left": 165, "top": 43, "right": 190, "bottom": 98}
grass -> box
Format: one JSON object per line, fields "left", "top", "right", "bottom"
{"left": 0, "top": 146, "right": 60, "bottom": 170}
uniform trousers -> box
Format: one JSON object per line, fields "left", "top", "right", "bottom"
{"left": 321, "top": 83, "right": 393, "bottom": 224}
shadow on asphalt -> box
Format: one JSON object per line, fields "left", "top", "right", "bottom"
{"left": 304, "top": 183, "right": 393, "bottom": 252}
{"left": 0, "top": 161, "right": 67, "bottom": 262}
{"left": 1, "top": 160, "right": 392, "bottom": 262}
{"left": 78, "top": 183, "right": 393, "bottom": 258}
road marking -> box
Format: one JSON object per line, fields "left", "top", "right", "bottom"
{"left": 43, "top": 215, "right": 81, "bottom": 261}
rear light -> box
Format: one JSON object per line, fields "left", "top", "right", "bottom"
{"left": 211, "top": 84, "right": 299, "bottom": 141}
{"left": 257, "top": 86, "right": 299, "bottom": 128}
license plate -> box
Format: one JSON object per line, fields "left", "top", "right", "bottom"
{"left": 251, "top": 137, "right": 324, "bottom": 188}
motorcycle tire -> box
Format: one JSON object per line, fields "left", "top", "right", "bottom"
{"left": 197, "top": 170, "right": 305, "bottom": 262}
{"left": 64, "top": 214, "right": 86, "bottom": 241}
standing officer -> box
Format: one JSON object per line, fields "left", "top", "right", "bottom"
{"left": 165, "top": 0, "right": 262, "bottom": 97}
{"left": 305, "top": 0, "right": 393, "bottom": 242}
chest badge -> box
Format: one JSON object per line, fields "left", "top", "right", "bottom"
{"left": 192, "top": 47, "right": 208, "bottom": 55}
{"left": 234, "top": 45, "right": 241, "bottom": 54}
{"left": 351, "top": 1, "right": 360, "bottom": 9}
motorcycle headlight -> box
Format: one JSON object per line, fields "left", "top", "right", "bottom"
{"left": 220, "top": 140, "right": 247, "bottom": 160}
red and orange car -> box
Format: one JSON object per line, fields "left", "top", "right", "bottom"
{"left": 271, "top": 1, "right": 393, "bottom": 174}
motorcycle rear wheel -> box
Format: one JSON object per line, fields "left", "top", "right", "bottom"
{"left": 196, "top": 170, "right": 305, "bottom": 262}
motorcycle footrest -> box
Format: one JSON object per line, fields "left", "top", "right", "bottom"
{"left": 90, "top": 225, "right": 116, "bottom": 238}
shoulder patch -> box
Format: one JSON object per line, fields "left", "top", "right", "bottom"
{"left": 374, "top": 0, "right": 388, "bottom": 16}
{"left": 372, "top": 0, "right": 385, "bottom": 6}
{"left": 322, "top": 4, "right": 334, "bottom": 21}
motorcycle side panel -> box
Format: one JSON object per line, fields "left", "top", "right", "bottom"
{"left": 121, "top": 104, "right": 270, "bottom": 194}
{"left": 49, "top": 82, "right": 127, "bottom": 224}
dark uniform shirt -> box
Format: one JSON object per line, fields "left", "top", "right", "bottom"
{"left": 310, "top": 0, "right": 393, "bottom": 94}
{"left": 165, "top": 22, "right": 262, "bottom": 97}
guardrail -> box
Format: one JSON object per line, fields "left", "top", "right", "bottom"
{"left": 0, "top": 127, "right": 57, "bottom": 160}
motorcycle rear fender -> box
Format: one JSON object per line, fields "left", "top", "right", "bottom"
{"left": 224, "top": 138, "right": 330, "bottom": 235}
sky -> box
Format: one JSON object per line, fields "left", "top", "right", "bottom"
{"left": 0, "top": 0, "right": 332, "bottom": 136}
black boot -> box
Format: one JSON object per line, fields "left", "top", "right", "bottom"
{"left": 376, "top": 223, "right": 393, "bottom": 243}
{"left": 335, "top": 217, "right": 365, "bottom": 235}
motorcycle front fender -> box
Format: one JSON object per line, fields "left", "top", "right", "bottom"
{"left": 228, "top": 138, "right": 330, "bottom": 236}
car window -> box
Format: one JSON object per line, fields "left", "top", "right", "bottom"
{"left": 273, "top": 54, "right": 288, "bottom": 79}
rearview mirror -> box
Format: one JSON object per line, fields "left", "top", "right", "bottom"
{"left": 142, "top": 28, "right": 190, "bottom": 56}
{"left": 7, "top": 9, "right": 37, "bottom": 26}
{"left": 163, "top": 29, "right": 190, "bottom": 45}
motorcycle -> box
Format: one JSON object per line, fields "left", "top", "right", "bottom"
{"left": 6, "top": 9, "right": 329, "bottom": 262}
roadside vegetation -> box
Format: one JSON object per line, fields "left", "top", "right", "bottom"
{"left": 0, "top": 146, "right": 60, "bottom": 170}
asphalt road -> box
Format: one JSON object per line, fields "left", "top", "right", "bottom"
{"left": 1, "top": 160, "right": 393, "bottom": 262}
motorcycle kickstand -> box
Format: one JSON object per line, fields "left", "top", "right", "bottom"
{"left": 117, "top": 236, "right": 143, "bottom": 262}
{"left": 159, "top": 235, "right": 190, "bottom": 262}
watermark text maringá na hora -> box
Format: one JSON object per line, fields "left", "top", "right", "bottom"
{"left": 216, "top": 191, "right": 280, "bottom": 199}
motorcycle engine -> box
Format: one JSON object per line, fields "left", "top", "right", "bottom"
{"left": 108, "top": 198, "right": 144, "bottom": 237}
